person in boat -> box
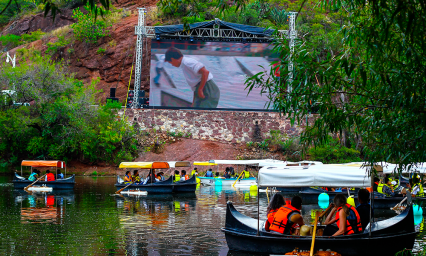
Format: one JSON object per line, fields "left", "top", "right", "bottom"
{"left": 28, "top": 169, "right": 39, "bottom": 181}
{"left": 145, "top": 169, "right": 158, "bottom": 184}
{"left": 230, "top": 167, "right": 236, "bottom": 177}
{"left": 174, "top": 170, "right": 181, "bottom": 182}
{"left": 215, "top": 172, "right": 220, "bottom": 178}
{"left": 264, "top": 193, "right": 285, "bottom": 232}
{"left": 324, "top": 194, "right": 362, "bottom": 236}
{"left": 181, "top": 170, "right": 189, "bottom": 181}
{"left": 157, "top": 172, "right": 165, "bottom": 181}
{"left": 241, "top": 166, "right": 250, "bottom": 179}
{"left": 132, "top": 170, "right": 141, "bottom": 184}
{"left": 205, "top": 169, "right": 214, "bottom": 177}
{"left": 124, "top": 171, "right": 133, "bottom": 185}
{"left": 373, "top": 177, "right": 380, "bottom": 192}
{"left": 223, "top": 167, "right": 231, "bottom": 179}
{"left": 356, "top": 188, "right": 373, "bottom": 231}
{"left": 269, "top": 196, "right": 305, "bottom": 235}
{"left": 191, "top": 168, "right": 198, "bottom": 176}
{"left": 45, "top": 170, "right": 55, "bottom": 181}
{"left": 378, "top": 177, "right": 404, "bottom": 197}
{"left": 56, "top": 169, "right": 64, "bottom": 179}
{"left": 411, "top": 176, "right": 424, "bottom": 197}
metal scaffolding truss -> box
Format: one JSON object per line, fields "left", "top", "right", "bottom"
{"left": 131, "top": 10, "right": 298, "bottom": 109}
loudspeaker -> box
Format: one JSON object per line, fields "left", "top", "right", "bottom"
{"left": 110, "top": 88, "right": 116, "bottom": 98}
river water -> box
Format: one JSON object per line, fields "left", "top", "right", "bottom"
{"left": 0, "top": 176, "right": 424, "bottom": 255}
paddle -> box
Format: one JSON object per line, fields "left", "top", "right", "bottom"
{"left": 392, "top": 197, "right": 407, "bottom": 210}
{"left": 310, "top": 212, "right": 320, "bottom": 256}
{"left": 115, "top": 181, "right": 135, "bottom": 194}
{"left": 24, "top": 174, "right": 47, "bottom": 192}
{"left": 232, "top": 172, "right": 244, "bottom": 187}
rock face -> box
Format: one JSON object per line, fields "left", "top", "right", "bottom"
{"left": 1, "top": 9, "right": 76, "bottom": 36}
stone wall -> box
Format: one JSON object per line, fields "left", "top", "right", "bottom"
{"left": 123, "top": 109, "right": 313, "bottom": 144}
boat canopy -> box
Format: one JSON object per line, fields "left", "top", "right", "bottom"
{"left": 258, "top": 164, "right": 371, "bottom": 187}
{"left": 382, "top": 163, "right": 426, "bottom": 174}
{"left": 258, "top": 160, "right": 324, "bottom": 167}
{"left": 193, "top": 162, "right": 217, "bottom": 166}
{"left": 168, "top": 161, "right": 191, "bottom": 168}
{"left": 21, "top": 160, "right": 66, "bottom": 168}
{"left": 119, "top": 162, "right": 170, "bottom": 169}
{"left": 210, "top": 159, "right": 285, "bottom": 165}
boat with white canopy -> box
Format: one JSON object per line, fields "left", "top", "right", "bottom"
{"left": 222, "top": 164, "right": 416, "bottom": 255}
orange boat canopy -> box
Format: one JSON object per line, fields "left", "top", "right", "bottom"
{"left": 21, "top": 160, "right": 66, "bottom": 168}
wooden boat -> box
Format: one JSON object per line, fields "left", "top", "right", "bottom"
{"left": 115, "top": 161, "right": 196, "bottom": 193}
{"left": 13, "top": 173, "right": 75, "bottom": 190}
{"left": 173, "top": 174, "right": 197, "bottom": 192}
{"left": 223, "top": 202, "right": 416, "bottom": 255}
{"left": 222, "top": 164, "right": 416, "bottom": 255}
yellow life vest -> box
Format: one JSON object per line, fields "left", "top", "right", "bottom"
{"left": 174, "top": 174, "right": 180, "bottom": 182}
{"left": 191, "top": 170, "right": 196, "bottom": 176}
{"left": 243, "top": 170, "right": 250, "bottom": 178}
{"left": 377, "top": 183, "right": 391, "bottom": 196}
{"left": 413, "top": 183, "right": 424, "bottom": 197}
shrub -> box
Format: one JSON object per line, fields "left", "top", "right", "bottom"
{"left": 71, "top": 4, "right": 112, "bottom": 44}
{"left": 246, "top": 141, "right": 254, "bottom": 148}
{"left": 46, "top": 36, "right": 69, "bottom": 55}
{"left": 91, "top": 171, "right": 98, "bottom": 176}
{"left": 308, "top": 137, "right": 362, "bottom": 164}
{"left": 97, "top": 47, "right": 106, "bottom": 55}
{"left": 0, "top": 34, "right": 21, "bottom": 48}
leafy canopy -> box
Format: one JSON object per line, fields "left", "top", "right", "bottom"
{"left": 0, "top": 56, "right": 138, "bottom": 166}
{"left": 246, "top": 0, "right": 426, "bottom": 170}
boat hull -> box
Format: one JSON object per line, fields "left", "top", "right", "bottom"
{"left": 13, "top": 173, "right": 76, "bottom": 190}
{"left": 172, "top": 175, "right": 197, "bottom": 193}
{"left": 199, "top": 177, "right": 257, "bottom": 186}
{"left": 224, "top": 229, "right": 417, "bottom": 255}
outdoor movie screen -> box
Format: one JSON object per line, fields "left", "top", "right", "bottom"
{"left": 150, "top": 39, "right": 277, "bottom": 110}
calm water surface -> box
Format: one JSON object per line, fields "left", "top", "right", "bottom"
{"left": 0, "top": 176, "right": 424, "bottom": 255}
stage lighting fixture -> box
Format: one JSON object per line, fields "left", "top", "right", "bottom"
{"left": 190, "top": 37, "right": 194, "bottom": 42}
{"left": 156, "top": 35, "right": 160, "bottom": 41}
{"left": 242, "top": 38, "right": 247, "bottom": 44}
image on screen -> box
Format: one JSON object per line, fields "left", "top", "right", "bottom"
{"left": 150, "top": 39, "right": 277, "bottom": 110}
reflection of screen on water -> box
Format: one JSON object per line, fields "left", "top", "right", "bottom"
{"left": 149, "top": 39, "right": 276, "bottom": 110}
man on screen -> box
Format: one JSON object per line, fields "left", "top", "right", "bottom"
{"left": 164, "top": 47, "right": 220, "bottom": 108}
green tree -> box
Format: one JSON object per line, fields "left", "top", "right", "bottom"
{"left": 0, "top": 56, "right": 138, "bottom": 166}
{"left": 246, "top": 0, "right": 426, "bottom": 170}
{"left": 71, "top": 4, "right": 112, "bottom": 44}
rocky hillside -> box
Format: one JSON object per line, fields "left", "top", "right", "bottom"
{"left": 1, "top": 0, "right": 158, "bottom": 103}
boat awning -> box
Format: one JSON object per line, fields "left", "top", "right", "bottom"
{"left": 210, "top": 159, "right": 286, "bottom": 165}
{"left": 258, "top": 160, "right": 324, "bottom": 167}
{"left": 168, "top": 161, "right": 191, "bottom": 168}
{"left": 258, "top": 164, "right": 371, "bottom": 187}
{"left": 193, "top": 162, "right": 217, "bottom": 166}
{"left": 119, "top": 162, "right": 170, "bottom": 169}
{"left": 382, "top": 163, "right": 426, "bottom": 174}
{"left": 21, "top": 160, "right": 66, "bottom": 168}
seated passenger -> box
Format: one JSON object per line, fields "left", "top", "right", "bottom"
{"left": 242, "top": 166, "right": 250, "bottom": 179}
{"left": 356, "top": 188, "right": 373, "bottom": 231}
{"left": 28, "top": 169, "right": 39, "bottom": 181}
{"left": 373, "top": 177, "right": 380, "bottom": 192}
{"left": 181, "top": 170, "right": 189, "bottom": 181}
{"left": 132, "top": 170, "right": 141, "bottom": 184}
{"left": 215, "top": 172, "right": 220, "bottom": 178}
{"left": 56, "top": 169, "right": 64, "bottom": 180}
{"left": 378, "top": 177, "right": 395, "bottom": 197}
{"left": 157, "top": 172, "right": 165, "bottom": 181}
{"left": 45, "top": 170, "right": 55, "bottom": 181}
{"left": 123, "top": 171, "right": 132, "bottom": 184}
{"left": 145, "top": 169, "right": 158, "bottom": 184}
{"left": 173, "top": 170, "right": 181, "bottom": 182}
{"left": 265, "top": 194, "right": 285, "bottom": 231}
{"left": 205, "top": 169, "right": 214, "bottom": 177}
{"left": 412, "top": 177, "right": 424, "bottom": 197}
{"left": 269, "top": 196, "right": 305, "bottom": 235}
{"left": 223, "top": 167, "right": 231, "bottom": 179}
{"left": 324, "top": 194, "right": 362, "bottom": 236}
{"left": 191, "top": 168, "right": 198, "bottom": 176}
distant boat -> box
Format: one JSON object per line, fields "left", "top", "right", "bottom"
{"left": 13, "top": 160, "right": 75, "bottom": 190}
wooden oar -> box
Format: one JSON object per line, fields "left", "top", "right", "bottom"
{"left": 309, "top": 205, "right": 333, "bottom": 256}
{"left": 310, "top": 212, "right": 320, "bottom": 256}
{"left": 24, "top": 174, "right": 46, "bottom": 192}
{"left": 232, "top": 171, "right": 244, "bottom": 187}
{"left": 392, "top": 197, "right": 407, "bottom": 210}
{"left": 115, "top": 181, "right": 135, "bottom": 194}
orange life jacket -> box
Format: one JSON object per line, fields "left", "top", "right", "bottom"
{"left": 267, "top": 209, "right": 279, "bottom": 224}
{"left": 185, "top": 175, "right": 189, "bottom": 180}
{"left": 336, "top": 203, "right": 363, "bottom": 235}
{"left": 269, "top": 205, "right": 300, "bottom": 234}
{"left": 46, "top": 173, "right": 55, "bottom": 181}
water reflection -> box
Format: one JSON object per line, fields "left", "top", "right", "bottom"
{"left": 15, "top": 191, "right": 74, "bottom": 224}
{"left": 0, "top": 176, "right": 425, "bottom": 255}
